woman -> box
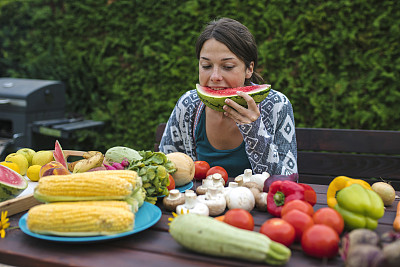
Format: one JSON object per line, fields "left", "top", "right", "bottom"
{"left": 159, "top": 18, "right": 297, "bottom": 177}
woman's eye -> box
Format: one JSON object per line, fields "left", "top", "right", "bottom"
{"left": 201, "top": 65, "right": 211, "bottom": 69}
{"left": 224, "top": 66, "right": 234, "bottom": 70}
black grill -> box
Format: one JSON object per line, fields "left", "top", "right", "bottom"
{"left": 0, "top": 77, "right": 103, "bottom": 160}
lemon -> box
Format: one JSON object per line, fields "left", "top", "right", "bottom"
{"left": 32, "top": 150, "right": 54, "bottom": 166}
{"left": 0, "top": 161, "right": 21, "bottom": 174}
{"left": 5, "top": 153, "right": 29, "bottom": 176}
{"left": 27, "top": 165, "right": 42, "bottom": 182}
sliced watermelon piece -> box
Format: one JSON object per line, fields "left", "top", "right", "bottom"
{"left": 196, "top": 84, "right": 271, "bottom": 112}
{"left": 53, "top": 140, "right": 68, "bottom": 169}
{"left": 0, "top": 164, "right": 28, "bottom": 202}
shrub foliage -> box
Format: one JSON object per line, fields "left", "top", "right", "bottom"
{"left": 1, "top": 0, "right": 399, "bottom": 151}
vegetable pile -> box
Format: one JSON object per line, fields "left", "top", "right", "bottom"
{"left": 105, "top": 146, "right": 177, "bottom": 204}
{"left": 128, "top": 150, "right": 176, "bottom": 204}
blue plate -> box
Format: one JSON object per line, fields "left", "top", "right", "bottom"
{"left": 158, "top": 181, "right": 193, "bottom": 198}
{"left": 19, "top": 201, "right": 161, "bottom": 243}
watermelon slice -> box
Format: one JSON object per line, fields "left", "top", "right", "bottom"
{"left": 0, "top": 164, "right": 28, "bottom": 202}
{"left": 53, "top": 140, "right": 68, "bottom": 169}
{"left": 196, "top": 84, "right": 271, "bottom": 112}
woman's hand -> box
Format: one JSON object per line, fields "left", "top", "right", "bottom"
{"left": 223, "top": 91, "right": 260, "bottom": 124}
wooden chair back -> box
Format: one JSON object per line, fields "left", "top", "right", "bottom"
{"left": 154, "top": 123, "right": 400, "bottom": 189}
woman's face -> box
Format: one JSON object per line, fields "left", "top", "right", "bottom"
{"left": 199, "top": 38, "right": 254, "bottom": 89}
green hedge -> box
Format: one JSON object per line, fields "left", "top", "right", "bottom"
{"left": 1, "top": 0, "right": 399, "bottom": 152}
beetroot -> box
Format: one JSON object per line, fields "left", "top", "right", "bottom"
{"left": 263, "top": 173, "right": 299, "bottom": 192}
{"left": 121, "top": 159, "right": 130, "bottom": 167}
{"left": 112, "top": 162, "right": 124, "bottom": 170}
{"left": 104, "top": 164, "right": 117, "bottom": 170}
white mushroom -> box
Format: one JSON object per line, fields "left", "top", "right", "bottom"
{"left": 196, "top": 178, "right": 213, "bottom": 195}
{"left": 197, "top": 187, "right": 227, "bottom": 216}
{"left": 234, "top": 175, "right": 244, "bottom": 186}
{"left": 248, "top": 187, "right": 268, "bottom": 212}
{"left": 223, "top": 182, "right": 239, "bottom": 199}
{"left": 210, "top": 173, "right": 225, "bottom": 193}
{"left": 242, "top": 182, "right": 268, "bottom": 211}
{"left": 163, "top": 189, "right": 185, "bottom": 212}
{"left": 176, "top": 191, "right": 209, "bottom": 216}
{"left": 225, "top": 186, "right": 255, "bottom": 212}
{"left": 235, "top": 169, "right": 270, "bottom": 189}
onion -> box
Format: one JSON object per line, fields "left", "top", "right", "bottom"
{"left": 345, "top": 244, "right": 385, "bottom": 267}
{"left": 371, "top": 182, "right": 396, "bottom": 206}
{"left": 340, "top": 229, "right": 380, "bottom": 260}
{"left": 263, "top": 173, "right": 299, "bottom": 192}
{"left": 383, "top": 240, "right": 400, "bottom": 267}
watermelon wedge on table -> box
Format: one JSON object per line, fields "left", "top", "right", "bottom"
{"left": 0, "top": 164, "right": 28, "bottom": 202}
{"left": 196, "top": 84, "right": 271, "bottom": 112}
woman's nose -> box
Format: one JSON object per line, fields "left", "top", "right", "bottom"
{"left": 210, "top": 67, "right": 222, "bottom": 82}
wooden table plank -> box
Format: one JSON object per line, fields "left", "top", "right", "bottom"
{"left": 0, "top": 183, "right": 398, "bottom": 267}
{"left": 1, "top": 213, "right": 344, "bottom": 267}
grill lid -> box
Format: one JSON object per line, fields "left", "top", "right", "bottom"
{"left": 0, "top": 78, "right": 66, "bottom": 112}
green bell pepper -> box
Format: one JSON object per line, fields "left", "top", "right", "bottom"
{"left": 334, "top": 183, "right": 384, "bottom": 230}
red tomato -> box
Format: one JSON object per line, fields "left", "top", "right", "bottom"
{"left": 206, "top": 166, "right": 228, "bottom": 185}
{"left": 167, "top": 174, "right": 175, "bottom": 191}
{"left": 260, "top": 218, "right": 295, "bottom": 247}
{"left": 194, "top": 161, "right": 210, "bottom": 180}
{"left": 282, "top": 209, "right": 314, "bottom": 242}
{"left": 301, "top": 224, "right": 340, "bottom": 258}
{"left": 281, "top": 199, "right": 314, "bottom": 217}
{"left": 223, "top": 209, "right": 254, "bottom": 231}
{"left": 313, "top": 207, "right": 344, "bottom": 235}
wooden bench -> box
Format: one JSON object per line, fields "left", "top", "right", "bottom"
{"left": 154, "top": 123, "right": 400, "bottom": 190}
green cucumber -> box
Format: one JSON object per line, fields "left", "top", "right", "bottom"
{"left": 169, "top": 214, "right": 291, "bottom": 265}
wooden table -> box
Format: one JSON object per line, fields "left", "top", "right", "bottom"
{"left": 0, "top": 181, "right": 398, "bottom": 267}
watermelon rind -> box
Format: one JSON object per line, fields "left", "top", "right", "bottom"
{"left": 0, "top": 165, "right": 28, "bottom": 202}
{"left": 54, "top": 140, "right": 68, "bottom": 169}
{"left": 196, "top": 84, "right": 271, "bottom": 112}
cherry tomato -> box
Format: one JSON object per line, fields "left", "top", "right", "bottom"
{"left": 194, "top": 161, "right": 210, "bottom": 180}
{"left": 206, "top": 166, "right": 229, "bottom": 185}
{"left": 281, "top": 199, "right": 314, "bottom": 217}
{"left": 223, "top": 209, "right": 254, "bottom": 231}
{"left": 167, "top": 174, "right": 175, "bottom": 191}
{"left": 313, "top": 207, "right": 344, "bottom": 235}
{"left": 259, "top": 218, "right": 295, "bottom": 247}
{"left": 282, "top": 209, "right": 314, "bottom": 242}
{"left": 301, "top": 224, "right": 340, "bottom": 258}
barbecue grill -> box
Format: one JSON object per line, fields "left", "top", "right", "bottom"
{"left": 0, "top": 77, "right": 103, "bottom": 160}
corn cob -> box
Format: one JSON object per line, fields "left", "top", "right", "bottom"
{"left": 27, "top": 202, "right": 134, "bottom": 236}
{"left": 34, "top": 174, "right": 133, "bottom": 202}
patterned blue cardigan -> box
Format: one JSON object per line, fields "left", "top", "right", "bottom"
{"left": 159, "top": 88, "right": 298, "bottom": 175}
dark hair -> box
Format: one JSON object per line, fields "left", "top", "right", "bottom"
{"left": 195, "top": 18, "right": 264, "bottom": 85}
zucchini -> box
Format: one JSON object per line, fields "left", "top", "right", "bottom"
{"left": 169, "top": 213, "right": 291, "bottom": 265}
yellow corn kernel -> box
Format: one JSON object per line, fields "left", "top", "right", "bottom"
{"left": 89, "top": 170, "right": 142, "bottom": 188}
{"left": 49, "top": 200, "right": 132, "bottom": 212}
{"left": 34, "top": 174, "right": 133, "bottom": 202}
{"left": 27, "top": 203, "right": 135, "bottom": 236}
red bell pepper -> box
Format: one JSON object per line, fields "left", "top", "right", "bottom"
{"left": 299, "top": 183, "right": 317, "bottom": 206}
{"left": 267, "top": 180, "right": 317, "bottom": 217}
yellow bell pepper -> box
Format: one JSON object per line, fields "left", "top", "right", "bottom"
{"left": 327, "top": 176, "right": 372, "bottom": 208}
